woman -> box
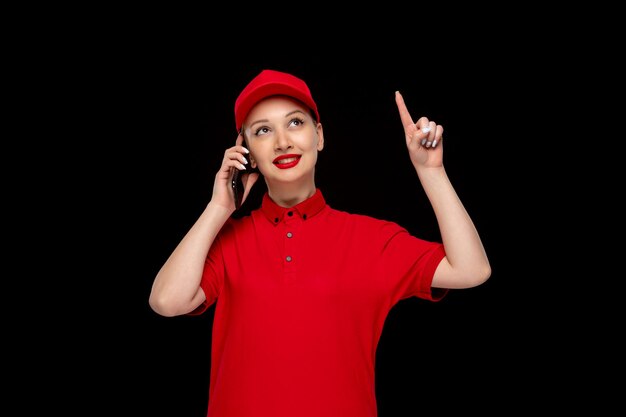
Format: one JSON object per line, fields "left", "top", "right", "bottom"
{"left": 149, "top": 69, "right": 491, "bottom": 417}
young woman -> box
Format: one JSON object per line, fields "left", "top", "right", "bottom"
{"left": 149, "top": 69, "right": 491, "bottom": 417}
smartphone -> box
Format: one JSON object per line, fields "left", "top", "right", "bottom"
{"left": 231, "top": 142, "right": 258, "bottom": 210}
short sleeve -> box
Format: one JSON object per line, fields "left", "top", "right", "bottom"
{"left": 378, "top": 221, "right": 448, "bottom": 303}
{"left": 186, "top": 231, "right": 227, "bottom": 316}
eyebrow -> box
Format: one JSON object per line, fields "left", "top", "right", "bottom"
{"left": 249, "top": 110, "right": 307, "bottom": 129}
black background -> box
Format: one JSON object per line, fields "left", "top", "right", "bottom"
{"left": 16, "top": 9, "right": 618, "bottom": 413}
{"left": 66, "top": 46, "right": 553, "bottom": 416}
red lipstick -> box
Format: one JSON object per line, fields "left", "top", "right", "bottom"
{"left": 273, "top": 154, "right": 301, "bottom": 169}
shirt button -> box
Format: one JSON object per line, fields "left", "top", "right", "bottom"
{"left": 302, "top": 214, "right": 307, "bottom": 220}
{"left": 287, "top": 211, "right": 293, "bottom": 216}
{"left": 286, "top": 256, "right": 292, "bottom": 262}
{"left": 286, "top": 232, "right": 293, "bottom": 238}
{"left": 274, "top": 217, "right": 279, "bottom": 223}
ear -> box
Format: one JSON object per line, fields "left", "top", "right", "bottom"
{"left": 316, "top": 123, "right": 324, "bottom": 151}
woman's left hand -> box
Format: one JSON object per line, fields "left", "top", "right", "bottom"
{"left": 395, "top": 91, "right": 444, "bottom": 169}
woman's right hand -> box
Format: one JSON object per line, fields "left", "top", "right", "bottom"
{"left": 211, "top": 133, "right": 260, "bottom": 210}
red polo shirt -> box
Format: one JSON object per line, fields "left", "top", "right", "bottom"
{"left": 192, "top": 189, "right": 447, "bottom": 417}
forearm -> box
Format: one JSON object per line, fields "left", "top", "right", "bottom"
{"left": 149, "top": 201, "right": 233, "bottom": 316}
{"left": 417, "top": 166, "right": 491, "bottom": 286}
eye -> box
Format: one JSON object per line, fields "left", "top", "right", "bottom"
{"left": 254, "top": 126, "right": 270, "bottom": 136}
{"left": 289, "top": 117, "right": 305, "bottom": 127}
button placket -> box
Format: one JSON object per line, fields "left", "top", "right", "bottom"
{"left": 283, "top": 214, "right": 300, "bottom": 275}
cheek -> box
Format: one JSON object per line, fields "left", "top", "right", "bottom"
{"left": 300, "top": 134, "right": 320, "bottom": 151}
{"left": 249, "top": 145, "right": 271, "bottom": 169}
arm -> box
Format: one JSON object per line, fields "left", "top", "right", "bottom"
{"left": 395, "top": 91, "right": 491, "bottom": 289}
{"left": 149, "top": 134, "right": 260, "bottom": 316}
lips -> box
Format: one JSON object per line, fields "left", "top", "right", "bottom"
{"left": 273, "top": 154, "right": 301, "bottom": 169}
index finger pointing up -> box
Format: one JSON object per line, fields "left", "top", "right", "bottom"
{"left": 395, "top": 91, "right": 415, "bottom": 129}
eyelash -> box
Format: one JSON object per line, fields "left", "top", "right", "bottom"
{"left": 254, "top": 117, "right": 305, "bottom": 136}
{"left": 290, "top": 117, "right": 305, "bottom": 126}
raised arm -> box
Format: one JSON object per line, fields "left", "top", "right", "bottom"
{"left": 395, "top": 91, "right": 491, "bottom": 289}
{"left": 149, "top": 134, "right": 260, "bottom": 316}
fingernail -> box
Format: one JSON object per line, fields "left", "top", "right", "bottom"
{"left": 422, "top": 127, "right": 431, "bottom": 133}
{"left": 243, "top": 147, "right": 250, "bottom": 154}
{"left": 242, "top": 157, "right": 248, "bottom": 164}
{"left": 432, "top": 139, "right": 438, "bottom": 147}
{"left": 421, "top": 139, "right": 427, "bottom": 145}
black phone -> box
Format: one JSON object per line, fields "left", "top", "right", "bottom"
{"left": 231, "top": 147, "right": 258, "bottom": 210}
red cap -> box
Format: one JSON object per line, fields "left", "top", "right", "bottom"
{"left": 234, "top": 69, "right": 319, "bottom": 132}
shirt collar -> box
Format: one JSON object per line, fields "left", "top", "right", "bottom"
{"left": 260, "top": 188, "right": 326, "bottom": 225}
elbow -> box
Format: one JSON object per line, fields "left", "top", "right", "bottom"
{"left": 149, "top": 293, "right": 184, "bottom": 317}
{"left": 468, "top": 262, "right": 492, "bottom": 287}
{"left": 455, "top": 262, "right": 491, "bottom": 289}
{"left": 436, "top": 258, "right": 492, "bottom": 289}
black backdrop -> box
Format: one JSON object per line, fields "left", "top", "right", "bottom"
{"left": 79, "top": 50, "right": 540, "bottom": 416}
{"left": 16, "top": 9, "right": 611, "bottom": 411}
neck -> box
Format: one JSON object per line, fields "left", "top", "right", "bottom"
{"left": 267, "top": 182, "right": 317, "bottom": 208}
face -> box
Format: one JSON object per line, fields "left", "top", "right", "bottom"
{"left": 242, "top": 96, "right": 324, "bottom": 188}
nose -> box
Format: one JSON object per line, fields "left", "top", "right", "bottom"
{"left": 274, "top": 129, "right": 293, "bottom": 152}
